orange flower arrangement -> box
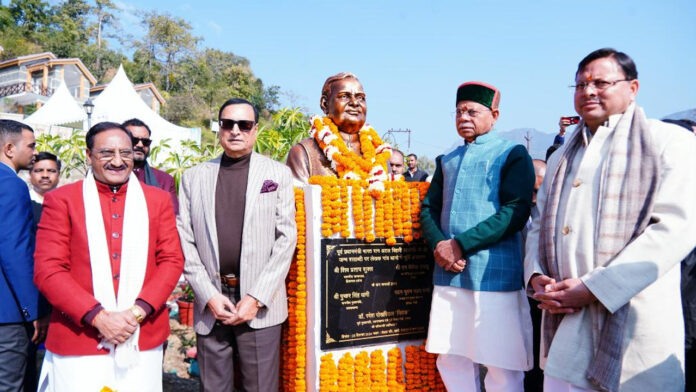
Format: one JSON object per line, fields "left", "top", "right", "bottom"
{"left": 281, "top": 188, "right": 308, "bottom": 392}
{"left": 354, "top": 351, "right": 371, "bottom": 392}
{"left": 387, "top": 347, "right": 405, "bottom": 392}
{"left": 307, "top": 176, "right": 428, "bottom": 245}
{"left": 320, "top": 353, "right": 339, "bottom": 391}
{"left": 314, "top": 346, "right": 445, "bottom": 392}
{"left": 310, "top": 116, "right": 391, "bottom": 197}
{"left": 370, "top": 350, "right": 388, "bottom": 392}
{"left": 337, "top": 353, "right": 356, "bottom": 391}
{"left": 286, "top": 175, "right": 433, "bottom": 391}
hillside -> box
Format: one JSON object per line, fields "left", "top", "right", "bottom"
{"left": 496, "top": 128, "right": 557, "bottom": 160}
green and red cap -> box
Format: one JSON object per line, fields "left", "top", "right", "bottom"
{"left": 456, "top": 81, "right": 501, "bottom": 109}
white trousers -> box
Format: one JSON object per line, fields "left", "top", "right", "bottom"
{"left": 38, "top": 346, "right": 163, "bottom": 392}
{"left": 437, "top": 353, "right": 524, "bottom": 392}
{"left": 544, "top": 375, "right": 599, "bottom": 391}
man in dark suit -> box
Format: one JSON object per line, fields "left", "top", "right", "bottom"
{"left": 0, "top": 119, "right": 47, "bottom": 392}
{"left": 122, "top": 118, "right": 179, "bottom": 214}
{"left": 404, "top": 153, "right": 429, "bottom": 182}
{"left": 178, "top": 98, "right": 297, "bottom": 392}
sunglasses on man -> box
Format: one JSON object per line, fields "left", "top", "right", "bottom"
{"left": 219, "top": 119, "right": 256, "bottom": 132}
{"left": 131, "top": 137, "right": 152, "bottom": 147}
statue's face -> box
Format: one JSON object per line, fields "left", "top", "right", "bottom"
{"left": 322, "top": 78, "right": 367, "bottom": 134}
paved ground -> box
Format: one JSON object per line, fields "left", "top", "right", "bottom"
{"left": 163, "top": 372, "right": 199, "bottom": 391}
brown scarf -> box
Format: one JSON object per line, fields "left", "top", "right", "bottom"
{"left": 539, "top": 105, "right": 660, "bottom": 392}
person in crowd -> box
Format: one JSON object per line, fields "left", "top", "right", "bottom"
{"left": 122, "top": 118, "right": 178, "bottom": 214}
{"left": 525, "top": 48, "right": 696, "bottom": 391}
{"left": 177, "top": 98, "right": 297, "bottom": 392}
{"left": 404, "top": 153, "right": 429, "bottom": 182}
{"left": 286, "top": 72, "right": 369, "bottom": 182}
{"left": 545, "top": 143, "right": 561, "bottom": 162}
{"left": 421, "top": 81, "right": 535, "bottom": 391}
{"left": 29, "top": 151, "right": 61, "bottom": 228}
{"left": 0, "top": 119, "right": 48, "bottom": 392}
{"left": 389, "top": 148, "right": 405, "bottom": 178}
{"left": 663, "top": 118, "right": 696, "bottom": 133}
{"left": 34, "top": 121, "right": 184, "bottom": 391}
{"left": 523, "top": 158, "right": 547, "bottom": 392}
{"left": 553, "top": 117, "right": 575, "bottom": 146}
{"left": 661, "top": 117, "right": 696, "bottom": 392}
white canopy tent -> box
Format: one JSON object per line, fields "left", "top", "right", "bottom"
{"left": 89, "top": 65, "right": 201, "bottom": 160}
{"left": 24, "top": 80, "right": 86, "bottom": 137}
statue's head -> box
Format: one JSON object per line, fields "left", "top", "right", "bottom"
{"left": 320, "top": 72, "right": 367, "bottom": 135}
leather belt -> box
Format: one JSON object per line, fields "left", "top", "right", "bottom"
{"left": 220, "top": 274, "right": 238, "bottom": 287}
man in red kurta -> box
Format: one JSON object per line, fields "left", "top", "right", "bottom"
{"left": 34, "top": 122, "right": 184, "bottom": 392}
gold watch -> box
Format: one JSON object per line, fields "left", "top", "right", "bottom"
{"left": 130, "top": 306, "right": 145, "bottom": 323}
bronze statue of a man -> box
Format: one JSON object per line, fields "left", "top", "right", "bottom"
{"left": 286, "top": 72, "right": 368, "bottom": 182}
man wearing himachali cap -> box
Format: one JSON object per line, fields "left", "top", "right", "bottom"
{"left": 420, "top": 82, "right": 535, "bottom": 391}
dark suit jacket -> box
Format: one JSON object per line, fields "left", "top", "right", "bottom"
{"left": 34, "top": 179, "right": 184, "bottom": 355}
{"left": 0, "top": 163, "right": 41, "bottom": 323}
{"left": 405, "top": 168, "right": 429, "bottom": 182}
{"left": 134, "top": 165, "right": 179, "bottom": 214}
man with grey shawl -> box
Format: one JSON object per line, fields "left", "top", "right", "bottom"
{"left": 524, "top": 48, "right": 696, "bottom": 391}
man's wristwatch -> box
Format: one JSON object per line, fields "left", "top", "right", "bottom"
{"left": 255, "top": 299, "right": 265, "bottom": 309}
{"left": 130, "top": 306, "right": 145, "bottom": 323}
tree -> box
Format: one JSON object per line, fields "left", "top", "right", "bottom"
{"left": 0, "top": 0, "right": 51, "bottom": 58}
{"left": 133, "top": 12, "right": 200, "bottom": 92}
{"left": 44, "top": 0, "right": 90, "bottom": 58}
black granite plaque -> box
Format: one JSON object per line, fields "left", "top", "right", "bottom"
{"left": 320, "top": 237, "right": 433, "bottom": 350}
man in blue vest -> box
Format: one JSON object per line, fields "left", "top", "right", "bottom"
{"left": 421, "top": 81, "right": 535, "bottom": 392}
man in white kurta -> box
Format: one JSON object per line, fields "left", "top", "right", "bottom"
{"left": 525, "top": 48, "right": 696, "bottom": 392}
{"left": 422, "top": 81, "right": 535, "bottom": 392}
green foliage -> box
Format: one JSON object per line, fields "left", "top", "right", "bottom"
{"left": 254, "top": 107, "right": 310, "bottom": 161}
{"left": 35, "top": 130, "right": 88, "bottom": 178}
{"left": 162, "top": 138, "right": 222, "bottom": 190}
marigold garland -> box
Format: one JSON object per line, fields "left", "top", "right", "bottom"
{"left": 310, "top": 116, "right": 391, "bottom": 197}
{"left": 316, "top": 346, "right": 445, "bottom": 392}
{"left": 282, "top": 188, "right": 308, "bottom": 392}
{"left": 307, "top": 176, "right": 428, "bottom": 245}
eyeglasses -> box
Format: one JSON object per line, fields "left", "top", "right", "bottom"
{"left": 93, "top": 149, "right": 134, "bottom": 161}
{"left": 454, "top": 108, "right": 491, "bottom": 118}
{"left": 570, "top": 79, "right": 629, "bottom": 92}
{"left": 131, "top": 137, "right": 152, "bottom": 147}
{"left": 219, "top": 119, "right": 256, "bottom": 132}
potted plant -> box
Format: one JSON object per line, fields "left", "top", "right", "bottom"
{"left": 176, "top": 282, "right": 195, "bottom": 327}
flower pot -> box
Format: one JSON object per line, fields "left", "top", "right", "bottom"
{"left": 177, "top": 300, "right": 194, "bottom": 326}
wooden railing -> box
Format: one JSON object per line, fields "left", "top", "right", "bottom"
{"left": 0, "top": 83, "right": 54, "bottom": 98}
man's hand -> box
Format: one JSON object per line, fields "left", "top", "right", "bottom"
{"left": 228, "top": 295, "right": 260, "bottom": 326}
{"left": 93, "top": 310, "right": 138, "bottom": 345}
{"left": 31, "top": 315, "right": 50, "bottom": 344}
{"left": 206, "top": 293, "right": 237, "bottom": 324}
{"left": 532, "top": 277, "right": 596, "bottom": 314}
{"left": 529, "top": 273, "right": 556, "bottom": 295}
{"left": 434, "top": 239, "right": 467, "bottom": 273}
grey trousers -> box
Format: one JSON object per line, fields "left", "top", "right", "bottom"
{"left": 197, "top": 322, "right": 281, "bottom": 392}
{"left": 196, "top": 286, "right": 281, "bottom": 392}
{"left": 0, "top": 323, "right": 31, "bottom": 392}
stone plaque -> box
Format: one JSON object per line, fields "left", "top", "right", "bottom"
{"left": 320, "top": 238, "right": 433, "bottom": 350}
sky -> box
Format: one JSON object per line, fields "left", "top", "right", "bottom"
{"left": 114, "top": 0, "right": 696, "bottom": 160}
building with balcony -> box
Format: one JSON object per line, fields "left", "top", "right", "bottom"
{"left": 0, "top": 52, "right": 96, "bottom": 113}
